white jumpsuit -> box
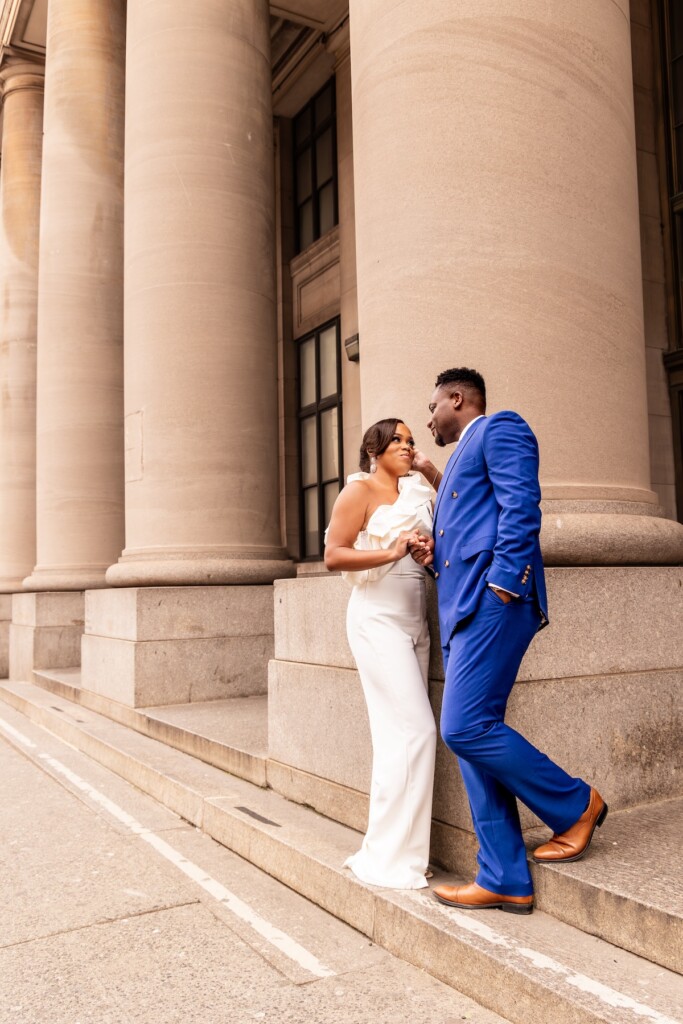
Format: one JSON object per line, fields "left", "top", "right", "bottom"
{"left": 342, "top": 473, "right": 437, "bottom": 889}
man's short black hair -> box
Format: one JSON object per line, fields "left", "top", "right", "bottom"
{"left": 435, "top": 367, "right": 486, "bottom": 407}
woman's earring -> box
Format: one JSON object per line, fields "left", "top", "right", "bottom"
{"left": 370, "top": 455, "right": 377, "bottom": 474}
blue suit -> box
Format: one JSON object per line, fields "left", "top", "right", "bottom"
{"left": 434, "top": 412, "right": 589, "bottom": 895}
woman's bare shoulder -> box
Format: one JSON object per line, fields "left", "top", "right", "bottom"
{"left": 343, "top": 477, "right": 373, "bottom": 495}
{"left": 336, "top": 478, "right": 373, "bottom": 509}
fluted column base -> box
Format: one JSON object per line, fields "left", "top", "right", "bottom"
{"left": 105, "top": 548, "right": 296, "bottom": 587}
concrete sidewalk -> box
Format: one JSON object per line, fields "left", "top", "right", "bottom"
{"left": 1, "top": 708, "right": 508, "bottom": 1024}
{"left": 1, "top": 683, "right": 681, "bottom": 1024}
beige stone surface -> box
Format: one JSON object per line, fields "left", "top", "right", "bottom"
{"left": 8, "top": 591, "right": 84, "bottom": 680}
{"left": 349, "top": 0, "right": 683, "bottom": 562}
{"left": 274, "top": 575, "right": 354, "bottom": 667}
{"left": 528, "top": 796, "right": 683, "bottom": 975}
{"left": 273, "top": 115, "right": 299, "bottom": 560}
{"left": 33, "top": 666, "right": 271, "bottom": 786}
{"left": 85, "top": 585, "right": 274, "bottom": 642}
{"left": 640, "top": 213, "right": 667, "bottom": 285}
{"left": 267, "top": 757, "right": 370, "bottom": 834}
{"left": 334, "top": 41, "right": 362, "bottom": 474}
{"left": 82, "top": 633, "right": 272, "bottom": 708}
{"left": 268, "top": 654, "right": 682, "bottom": 839}
{"left": 648, "top": 414, "right": 677, "bottom": 487}
{"left": 270, "top": 567, "right": 683, "bottom": 839}
{"left": 9, "top": 623, "right": 83, "bottom": 681}
{"left": 12, "top": 590, "right": 84, "bottom": 627}
{"left": 144, "top": 696, "right": 267, "bottom": 751}
{"left": 5, "top": 686, "right": 679, "bottom": 1023}
{"left": 656, "top": 484, "right": 677, "bottom": 523}
{"left": 82, "top": 585, "right": 275, "bottom": 707}
{"left": 545, "top": 511, "right": 683, "bottom": 564}
{"left": 646, "top": 346, "right": 673, "bottom": 417}
{"left": 630, "top": 17, "right": 654, "bottom": 91}
{"left": 0, "top": 593, "right": 11, "bottom": 675}
{"left": 0, "top": 623, "right": 9, "bottom": 678}
{"left": 276, "top": 567, "right": 683, "bottom": 681}
{"left": 25, "top": 0, "right": 125, "bottom": 592}
{"left": 0, "top": 65, "right": 44, "bottom": 591}
{"left": 291, "top": 231, "right": 340, "bottom": 334}
{"left": 80, "top": 635, "right": 140, "bottom": 706}
{"left": 268, "top": 659, "right": 371, "bottom": 792}
{"left": 108, "top": 0, "right": 292, "bottom": 587}
{"left": 521, "top": 566, "right": 683, "bottom": 680}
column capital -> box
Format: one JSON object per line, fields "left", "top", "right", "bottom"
{"left": 0, "top": 60, "right": 44, "bottom": 100}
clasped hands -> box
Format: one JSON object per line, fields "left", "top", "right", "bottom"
{"left": 391, "top": 531, "right": 434, "bottom": 564}
{"left": 408, "top": 533, "right": 434, "bottom": 566}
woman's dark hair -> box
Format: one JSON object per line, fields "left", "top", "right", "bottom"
{"left": 359, "top": 418, "right": 405, "bottom": 472}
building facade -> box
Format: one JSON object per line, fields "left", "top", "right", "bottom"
{"left": 0, "top": 0, "right": 682, "bottom": 871}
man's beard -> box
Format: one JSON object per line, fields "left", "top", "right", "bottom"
{"left": 434, "top": 433, "right": 446, "bottom": 447}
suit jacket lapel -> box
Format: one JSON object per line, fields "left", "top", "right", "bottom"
{"left": 433, "top": 416, "right": 487, "bottom": 525}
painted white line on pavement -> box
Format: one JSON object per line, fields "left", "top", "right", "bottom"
{"left": 430, "top": 901, "right": 679, "bottom": 1024}
{"left": 0, "top": 718, "right": 37, "bottom": 748}
{"left": 0, "top": 715, "right": 334, "bottom": 979}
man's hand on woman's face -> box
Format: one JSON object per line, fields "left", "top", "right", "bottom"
{"left": 411, "top": 449, "right": 432, "bottom": 475}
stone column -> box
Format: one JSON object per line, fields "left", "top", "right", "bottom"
{"left": 0, "top": 64, "right": 44, "bottom": 592}
{"left": 106, "top": 0, "right": 293, "bottom": 587}
{"left": 349, "top": 0, "right": 683, "bottom": 564}
{"left": 23, "top": 0, "right": 126, "bottom": 593}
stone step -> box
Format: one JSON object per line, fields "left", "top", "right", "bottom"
{"left": 0, "top": 679, "right": 681, "bottom": 1024}
{"left": 528, "top": 803, "right": 683, "bottom": 977}
{"left": 32, "top": 668, "right": 268, "bottom": 786}
{"left": 29, "top": 668, "right": 683, "bottom": 978}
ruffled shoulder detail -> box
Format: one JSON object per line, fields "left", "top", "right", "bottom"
{"left": 329, "top": 471, "right": 434, "bottom": 588}
{"left": 365, "top": 472, "right": 433, "bottom": 543}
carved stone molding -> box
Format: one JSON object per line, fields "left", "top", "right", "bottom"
{"left": 290, "top": 226, "right": 340, "bottom": 339}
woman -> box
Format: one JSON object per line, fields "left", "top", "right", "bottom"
{"left": 325, "top": 418, "right": 442, "bottom": 889}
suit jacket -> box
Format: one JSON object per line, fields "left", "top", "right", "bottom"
{"left": 432, "top": 410, "right": 548, "bottom": 643}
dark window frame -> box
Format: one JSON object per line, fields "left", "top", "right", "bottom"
{"left": 297, "top": 317, "right": 344, "bottom": 560}
{"left": 660, "top": 1, "right": 683, "bottom": 344}
{"left": 658, "top": 0, "right": 683, "bottom": 519}
{"left": 293, "top": 78, "right": 339, "bottom": 253}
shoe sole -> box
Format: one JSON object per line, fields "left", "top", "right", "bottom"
{"left": 433, "top": 892, "right": 534, "bottom": 915}
{"left": 532, "top": 801, "right": 609, "bottom": 864}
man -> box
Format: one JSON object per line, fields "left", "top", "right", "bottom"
{"left": 413, "top": 367, "right": 607, "bottom": 914}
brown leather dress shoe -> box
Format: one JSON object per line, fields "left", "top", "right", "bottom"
{"left": 532, "top": 787, "right": 608, "bottom": 864}
{"left": 433, "top": 882, "right": 534, "bottom": 915}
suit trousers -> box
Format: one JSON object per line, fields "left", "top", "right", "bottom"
{"left": 441, "top": 587, "right": 590, "bottom": 896}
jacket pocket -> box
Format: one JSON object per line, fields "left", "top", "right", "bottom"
{"left": 459, "top": 533, "right": 497, "bottom": 560}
